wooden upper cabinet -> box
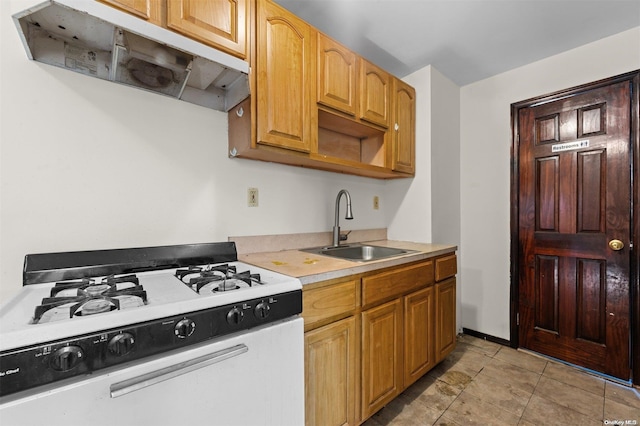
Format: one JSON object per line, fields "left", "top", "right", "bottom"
{"left": 317, "top": 34, "right": 357, "bottom": 116}
{"left": 256, "top": 0, "right": 316, "bottom": 153}
{"left": 359, "top": 59, "right": 390, "bottom": 128}
{"left": 99, "top": 0, "right": 248, "bottom": 59}
{"left": 391, "top": 78, "right": 416, "bottom": 174}
{"left": 98, "top": 0, "right": 163, "bottom": 25}
{"left": 167, "top": 0, "right": 248, "bottom": 59}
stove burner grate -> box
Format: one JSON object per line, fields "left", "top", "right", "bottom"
{"left": 49, "top": 274, "right": 140, "bottom": 297}
{"left": 175, "top": 264, "right": 264, "bottom": 294}
{"left": 32, "top": 274, "right": 147, "bottom": 323}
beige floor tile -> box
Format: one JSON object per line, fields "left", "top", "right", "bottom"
{"left": 534, "top": 376, "right": 604, "bottom": 419}
{"left": 605, "top": 381, "right": 640, "bottom": 409}
{"left": 455, "top": 339, "right": 501, "bottom": 357}
{"left": 392, "top": 392, "right": 447, "bottom": 425}
{"left": 604, "top": 398, "right": 640, "bottom": 423}
{"left": 542, "top": 362, "right": 605, "bottom": 396}
{"left": 521, "top": 394, "right": 602, "bottom": 426}
{"left": 435, "top": 370, "right": 474, "bottom": 390}
{"left": 428, "top": 349, "right": 492, "bottom": 381}
{"left": 402, "top": 375, "right": 462, "bottom": 413}
{"left": 493, "top": 347, "right": 547, "bottom": 374}
{"left": 363, "top": 386, "right": 441, "bottom": 425}
{"left": 442, "top": 391, "right": 521, "bottom": 426}
{"left": 457, "top": 335, "right": 503, "bottom": 355}
{"left": 433, "top": 413, "right": 466, "bottom": 425}
{"left": 476, "top": 358, "right": 542, "bottom": 394}
{"left": 363, "top": 335, "right": 634, "bottom": 426}
{"left": 463, "top": 373, "right": 532, "bottom": 416}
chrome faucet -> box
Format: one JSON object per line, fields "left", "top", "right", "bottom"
{"left": 332, "top": 189, "right": 354, "bottom": 247}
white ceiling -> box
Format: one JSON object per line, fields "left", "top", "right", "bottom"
{"left": 274, "top": 0, "right": 640, "bottom": 85}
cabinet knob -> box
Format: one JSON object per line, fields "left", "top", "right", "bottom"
{"left": 394, "top": 123, "right": 399, "bottom": 131}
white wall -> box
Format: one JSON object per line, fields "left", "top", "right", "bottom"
{"left": 0, "top": 0, "right": 432, "bottom": 302}
{"left": 430, "top": 68, "right": 461, "bottom": 333}
{"left": 387, "top": 66, "right": 432, "bottom": 243}
{"left": 459, "top": 26, "right": 640, "bottom": 340}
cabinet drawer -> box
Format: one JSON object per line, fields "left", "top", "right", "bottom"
{"left": 435, "top": 254, "right": 457, "bottom": 282}
{"left": 362, "top": 261, "right": 433, "bottom": 307}
{"left": 303, "top": 279, "right": 358, "bottom": 330}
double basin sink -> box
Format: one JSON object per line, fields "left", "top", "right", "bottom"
{"left": 301, "top": 244, "right": 415, "bottom": 262}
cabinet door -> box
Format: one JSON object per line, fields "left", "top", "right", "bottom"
{"left": 435, "top": 278, "right": 457, "bottom": 362}
{"left": 361, "top": 299, "right": 402, "bottom": 420}
{"left": 317, "top": 34, "right": 357, "bottom": 116}
{"left": 359, "top": 59, "right": 390, "bottom": 128}
{"left": 98, "top": 0, "right": 163, "bottom": 25}
{"left": 305, "top": 317, "right": 357, "bottom": 426}
{"left": 167, "top": 0, "right": 248, "bottom": 58}
{"left": 256, "top": 0, "right": 316, "bottom": 153}
{"left": 404, "top": 286, "right": 435, "bottom": 387}
{"left": 391, "top": 78, "right": 416, "bottom": 174}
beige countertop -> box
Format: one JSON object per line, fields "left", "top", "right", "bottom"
{"left": 239, "top": 240, "right": 457, "bottom": 285}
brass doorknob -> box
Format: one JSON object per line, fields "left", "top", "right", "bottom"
{"left": 609, "top": 239, "right": 624, "bottom": 251}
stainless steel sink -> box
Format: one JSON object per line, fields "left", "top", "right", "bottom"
{"left": 301, "top": 244, "right": 414, "bottom": 262}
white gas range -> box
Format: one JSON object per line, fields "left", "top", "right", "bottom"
{"left": 0, "top": 242, "right": 304, "bottom": 426}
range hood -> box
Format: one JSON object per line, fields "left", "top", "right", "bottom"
{"left": 12, "top": 0, "right": 250, "bottom": 112}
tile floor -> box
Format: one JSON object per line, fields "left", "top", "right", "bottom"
{"left": 363, "top": 335, "right": 640, "bottom": 426}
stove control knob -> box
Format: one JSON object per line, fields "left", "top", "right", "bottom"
{"left": 254, "top": 301, "right": 271, "bottom": 320}
{"left": 108, "top": 332, "right": 135, "bottom": 356}
{"left": 175, "top": 318, "right": 196, "bottom": 339}
{"left": 226, "top": 307, "right": 244, "bottom": 325}
{"left": 50, "top": 345, "right": 84, "bottom": 372}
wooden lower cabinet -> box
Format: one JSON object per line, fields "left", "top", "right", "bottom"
{"left": 303, "top": 254, "right": 457, "bottom": 425}
{"left": 361, "top": 299, "right": 402, "bottom": 419}
{"left": 404, "top": 286, "right": 435, "bottom": 387}
{"left": 435, "top": 277, "right": 457, "bottom": 362}
{"left": 361, "top": 286, "right": 436, "bottom": 420}
{"left": 305, "top": 317, "right": 357, "bottom": 426}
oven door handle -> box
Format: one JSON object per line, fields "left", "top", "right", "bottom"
{"left": 109, "top": 343, "right": 248, "bottom": 398}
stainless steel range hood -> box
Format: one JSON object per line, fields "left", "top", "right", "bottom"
{"left": 13, "top": 0, "right": 250, "bottom": 112}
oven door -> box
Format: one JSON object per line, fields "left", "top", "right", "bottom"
{"left": 0, "top": 318, "right": 304, "bottom": 426}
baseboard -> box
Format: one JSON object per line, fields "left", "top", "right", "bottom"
{"left": 462, "top": 328, "right": 511, "bottom": 347}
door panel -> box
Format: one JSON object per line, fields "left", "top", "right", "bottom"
{"left": 517, "top": 80, "right": 632, "bottom": 381}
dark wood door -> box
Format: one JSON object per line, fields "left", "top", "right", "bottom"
{"left": 517, "top": 80, "right": 632, "bottom": 380}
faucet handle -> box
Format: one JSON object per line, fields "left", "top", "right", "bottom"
{"left": 339, "top": 230, "right": 352, "bottom": 242}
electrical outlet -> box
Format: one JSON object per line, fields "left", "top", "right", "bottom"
{"left": 373, "top": 195, "right": 379, "bottom": 210}
{"left": 248, "top": 188, "right": 259, "bottom": 207}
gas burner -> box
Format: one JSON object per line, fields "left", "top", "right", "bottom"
{"left": 175, "top": 265, "right": 264, "bottom": 295}
{"left": 50, "top": 274, "right": 140, "bottom": 297}
{"left": 32, "top": 274, "right": 147, "bottom": 324}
